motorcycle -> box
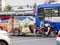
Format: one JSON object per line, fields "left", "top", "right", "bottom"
{"left": 36, "top": 26, "right": 56, "bottom": 37}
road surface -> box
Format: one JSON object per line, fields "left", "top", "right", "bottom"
{"left": 10, "top": 35, "right": 57, "bottom": 45}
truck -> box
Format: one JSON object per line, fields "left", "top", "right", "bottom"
{"left": 35, "top": 3, "right": 60, "bottom": 37}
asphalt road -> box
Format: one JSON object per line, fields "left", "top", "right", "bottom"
{"left": 10, "top": 35, "right": 57, "bottom": 45}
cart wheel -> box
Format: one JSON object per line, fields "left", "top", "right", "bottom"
{"left": 36, "top": 31, "right": 40, "bottom": 37}
{"left": 13, "top": 28, "right": 20, "bottom": 36}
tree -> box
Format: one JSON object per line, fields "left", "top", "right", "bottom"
{"left": 27, "top": 4, "right": 29, "bottom": 8}
{"left": 18, "top": 6, "right": 23, "bottom": 9}
{"left": 33, "top": 3, "right": 37, "bottom": 8}
{"left": 48, "top": 0, "right": 55, "bottom": 4}
{"left": 4, "top": 5, "right": 12, "bottom": 11}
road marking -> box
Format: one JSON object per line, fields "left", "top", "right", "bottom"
{"left": 11, "top": 38, "right": 56, "bottom": 43}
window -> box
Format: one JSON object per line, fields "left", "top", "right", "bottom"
{"left": 58, "top": 8, "right": 60, "bottom": 16}
{"left": 44, "top": 8, "right": 58, "bottom": 17}
{"left": 38, "top": 8, "right": 44, "bottom": 20}
{"left": 38, "top": 8, "right": 44, "bottom": 17}
{"left": 0, "top": 6, "right": 2, "bottom": 10}
{"left": 38, "top": 8, "right": 59, "bottom": 17}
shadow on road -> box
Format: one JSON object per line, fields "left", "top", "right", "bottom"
{"left": 9, "top": 35, "right": 56, "bottom": 38}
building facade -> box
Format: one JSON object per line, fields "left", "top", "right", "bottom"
{"left": 1, "top": 0, "right": 44, "bottom": 11}
{"left": 0, "top": 0, "right": 60, "bottom": 11}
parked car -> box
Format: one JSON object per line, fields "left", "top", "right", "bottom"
{"left": 56, "top": 30, "right": 60, "bottom": 45}
{"left": 0, "top": 30, "right": 10, "bottom": 45}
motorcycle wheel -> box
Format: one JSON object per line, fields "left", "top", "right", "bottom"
{"left": 36, "top": 31, "right": 43, "bottom": 37}
{"left": 49, "top": 31, "right": 56, "bottom": 37}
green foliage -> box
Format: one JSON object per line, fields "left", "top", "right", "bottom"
{"left": 33, "top": 3, "right": 36, "bottom": 8}
{"left": 18, "top": 6, "right": 23, "bottom": 9}
{"left": 4, "top": 5, "right": 12, "bottom": 11}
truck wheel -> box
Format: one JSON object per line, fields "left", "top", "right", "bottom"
{"left": 13, "top": 29, "right": 20, "bottom": 36}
